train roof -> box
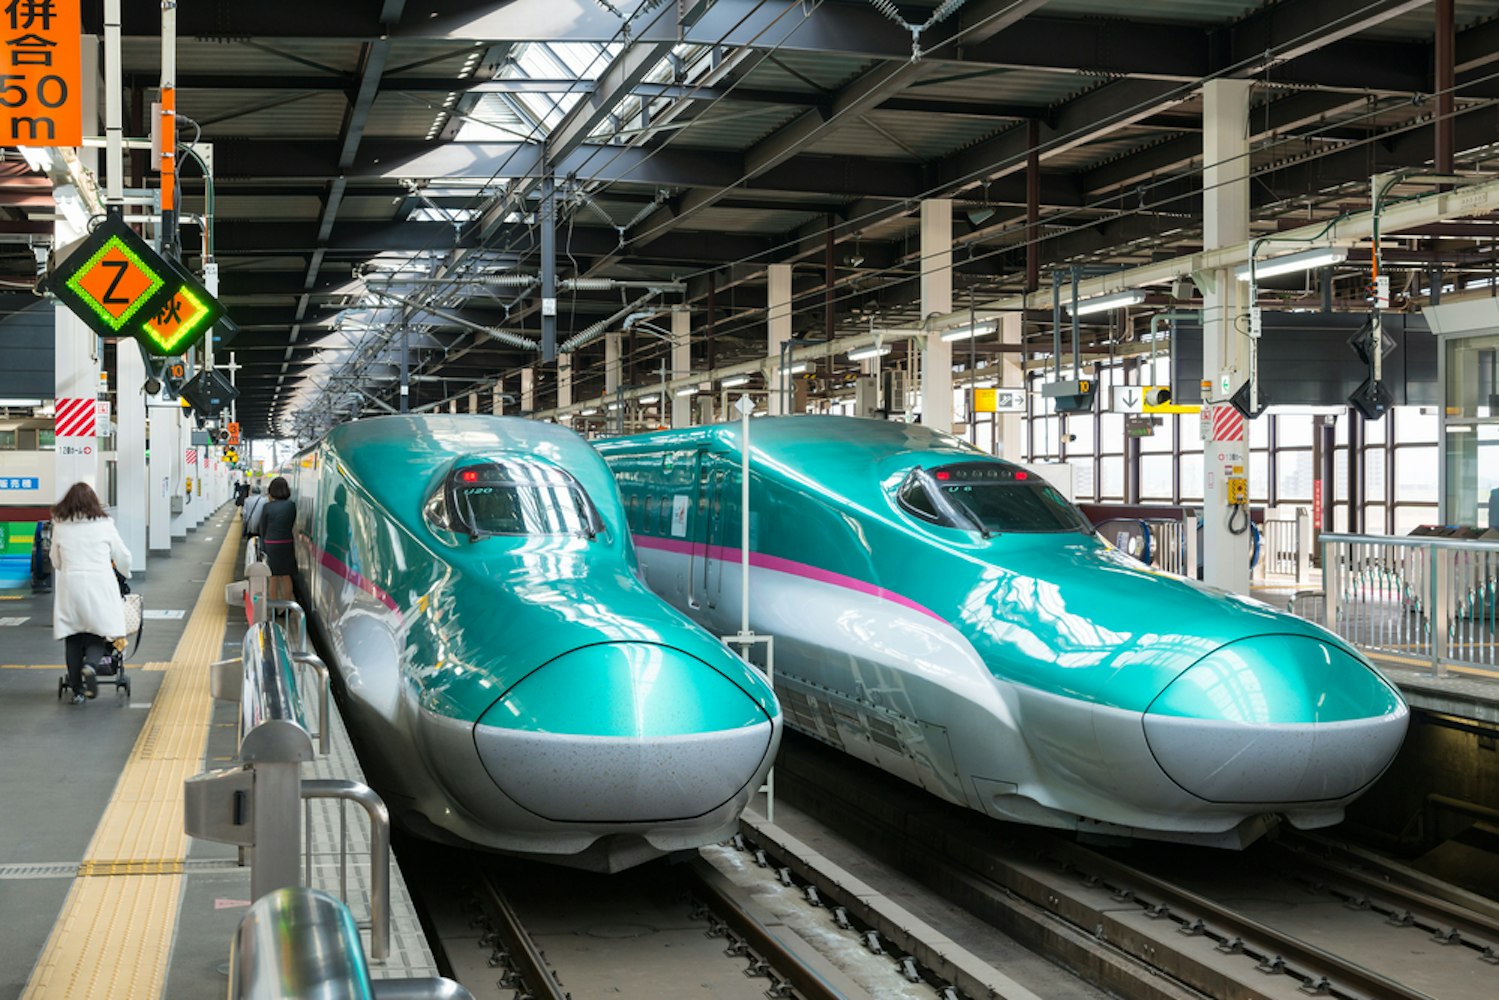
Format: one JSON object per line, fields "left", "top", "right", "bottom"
{"left": 319, "top": 414, "right": 620, "bottom": 524}
{"left": 599, "top": 415, "right": 998, "bottom": 467}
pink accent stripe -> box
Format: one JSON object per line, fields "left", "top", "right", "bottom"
{"left": 299, "top": 534, "right": 400, "bottom": 613}
{"left": 633, "top": 533, "right": 945, "bottom": 622}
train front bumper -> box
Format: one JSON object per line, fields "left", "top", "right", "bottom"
{"left": 472, "top": 642, "right": 778, "bottom": 823}
{"left": 1141, "top": 634, "right": 1409, "bottom": 804}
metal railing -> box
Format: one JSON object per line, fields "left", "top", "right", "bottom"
{"left": 1322, "top": 533, "right": 1499, "bottom": 676}
{"left": 230, "top": 887, "right": 472, "bottom": 1000}
{"left": 1092, "top": 512, "right": 1197, "bottom": 577}
{"left": 1258, "top": 509, "right": 1313, "bottom": 584}
{"left": 191, "top": 619, "right": 395, "bottom": 961}
{"left": 303, "top": 778, "right": 392, "bottom": 963}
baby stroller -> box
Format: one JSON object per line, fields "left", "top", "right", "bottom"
{"left": 58, "top": 636, "right": 132, "bottom": 700}
{"left": 57, "top": 574, "right": 141, "bottom": 701}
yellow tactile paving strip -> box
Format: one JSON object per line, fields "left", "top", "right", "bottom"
{"left": 22, "top": 518, "right": 242, "bottom": 1000}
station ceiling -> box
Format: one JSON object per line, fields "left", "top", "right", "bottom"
{"left": 4, "top": 0, "right": 1499, "bottom": 438}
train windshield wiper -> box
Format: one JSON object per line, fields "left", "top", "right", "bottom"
{"left": 913, "top": 468, "right": 991, "bottom": 540}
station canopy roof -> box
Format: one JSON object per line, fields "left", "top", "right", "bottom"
{"left": 1, "top": 0, "right": 1496, "bottom": 438}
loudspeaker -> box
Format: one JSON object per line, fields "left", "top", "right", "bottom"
{"left": 1348, "top": 377, "right": 1394, "bottom": 420}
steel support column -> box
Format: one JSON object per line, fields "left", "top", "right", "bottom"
{"left": 767, "top": 264, "right": 792, "bottom": 415}
{"left": 1436, "top": 0, "right": 1455, "bottom": 176}
{"left": 671, "top": 309, "right": 692, "bottom": 428}
{"left": 920, "top": 199, "right": 953, "bottom": 433}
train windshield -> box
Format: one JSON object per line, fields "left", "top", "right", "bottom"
{"left": 429, "top": 460, "right": 603, "bottom": 540}
{"left": 897, "top": 463, "right": 1091, "bottom": 535}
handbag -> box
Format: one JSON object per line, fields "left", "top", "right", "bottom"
{"left": 116, "top": 569, "right": 144, "bottom": 656}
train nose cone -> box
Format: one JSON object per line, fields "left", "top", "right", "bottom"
{"left": 1142, "top": 634, "right": 1408, "bottom": 804}
{"left": 473, "top": 643, "right": 777, "bottom": 823}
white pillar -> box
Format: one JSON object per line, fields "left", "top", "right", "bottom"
{"left": 492, "top": 379, "right": 504, "bottom": 415}
{"left": 1201, "top": 79, "right": 1252, "bottom": 594}
{"left": 671, "top": 309, "right": 692, "bottom": 427}
{"left": 920, "top": 199, "right": 953, "bottom": 433}
{"left": 52, "top": 313, "right": 101, "bottom": 500}
{"left": 520, "top": 367, "right": 535, "bottom": 413}
{"left": 468, "top": 391, "right": 478, "bottom": 414}
{"left": 998, "top": 312, "right": 1024, "bottom": 459}
{"left": 557, "top": 356, "right": 573, "bottom": 411}
{"left": 767, "top": 264, "right": 792, "bottom": 415}
{"left": 170, "top": 411, "right": 187, "bottom": 538}
{"left": 605, "top": 331, "right": 622, "bottom": 399}
{"left": 147, "top": 406, "right": 170, "bottom": 550}
{"left": 115, "top": 344, "right": 147, "bottom": 569}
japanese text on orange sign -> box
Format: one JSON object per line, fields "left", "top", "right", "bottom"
{"left": 0, "top": 0, "right": 82, "bottom": 147}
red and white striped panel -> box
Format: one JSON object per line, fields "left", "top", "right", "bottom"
{"left": 186, "top": 447, "right": 198, "bottom": 466}
{"left": 1210, "top": 404, "right": 1245, "bottom": 443}
{"left": 54, "top": 397, "right": 96, "bottom": 437}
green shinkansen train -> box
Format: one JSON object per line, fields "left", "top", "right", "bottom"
{"left": 285, "top": 415, "right": 781, "bottom": 872}
{"left": 597, "top": 415, "right": 1408, "bottom": 849}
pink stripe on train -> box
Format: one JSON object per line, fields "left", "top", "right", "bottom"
{"left": 632, "top": 533, "right": 945, "bottom": 623}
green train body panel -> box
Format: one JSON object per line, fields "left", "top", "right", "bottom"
{"left": 291, "top": 415, "right": 776, "bottom": 731}
{"left": 598, "top": 415, "right": 1392, "bottom": 723}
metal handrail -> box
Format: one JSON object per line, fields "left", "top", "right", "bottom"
{"left": 1321, "top": 532, "right": 1499, "bottom": 676}
{"left": 292, "top": 652, "right": 331, "bottom": 755}
{"left": 240, "top": 622, "right": 311, "bottom": 760}
{"left": 303, "top": 778, "right": 392, "bottom": 963}
{"left": 230, "top": 886, "right": 473, "bottom": 1000}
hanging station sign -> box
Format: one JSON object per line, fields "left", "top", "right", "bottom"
{"left": 45, "top": 215, "right": 227, "bottom": 356}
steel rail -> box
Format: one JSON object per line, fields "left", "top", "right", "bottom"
{"left": 1045, "top": 838, "right": 1436, "bottom": 1000}
{"left": 1275, "top": 835, "right": 1499, "bottom": 953}
{"left": 474, "top": 872, "right": 567, "bottom": 1000}
{"left": 685, "top": 858, "right": 846, "bottom": 1000}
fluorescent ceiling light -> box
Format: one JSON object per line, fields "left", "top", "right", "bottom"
{"left": 606, "top": 402, "right": 622, "bottom": 411}
{"left": 775, "top": 363, "right": 810, "bottom": 377}
{"left": 638, "top": 394, "right": 660, "bottom": 405}
{"left": 1236, "top": 247, "right": 1347, "bottom": 281}
{"left": 579, "top": 408, "right": 599, "bottom": 416}
{"left": 0, "top": 397, "right": 44, "bottom": 407}
{"left": 674, "top": 386, "right": 700, "bottom": 397}
{"left": 940, "top": 321, "right": 997, "bottom": 342}
{"left": 1263, "top": 404, "right": 1348, "bottom": 417}
{"left": 847, "top": 345, "right": 892, "bottom": 361}
{"left": 721, "top": 374, "right": 751, "bottom": 388}
{"left": 1066, "top": 290, "right": 1146, "bottom": 316}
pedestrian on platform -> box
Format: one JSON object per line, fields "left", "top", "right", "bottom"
{"left": 261, "top": 477, "right": 297, "bottom": 601}
{"left": 49, "top": 482, "right": 132, "bottom": 705}
{"left": 244, "top": 484, "right": 267, "bottom": 537}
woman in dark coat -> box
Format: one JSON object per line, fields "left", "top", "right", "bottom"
{"left": 260, "top": 476, "right": 297, "bottom": 601}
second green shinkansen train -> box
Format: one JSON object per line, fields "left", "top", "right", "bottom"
{"left": 596, "top": 415, "right": 1409, "bottom": 849}
{"left": 286, "top": 415, "right": 780, "bottom": 872}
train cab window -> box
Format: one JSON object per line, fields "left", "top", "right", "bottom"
{"left": 426, "top": 460, "right": 603, "bottom": 541}
{"left": 896, "top": 463, "right": 1091, "bottom": 535}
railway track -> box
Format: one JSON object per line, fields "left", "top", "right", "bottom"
{"left": 761, "top": 734, "right": 1499, "bottom": 1000}
{"left": 405, "top": 842, "right": 917, "bottom": 999}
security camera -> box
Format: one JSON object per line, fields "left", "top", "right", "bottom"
{"left": 1144, "top": 387, "right": 1171, "bottom": 407}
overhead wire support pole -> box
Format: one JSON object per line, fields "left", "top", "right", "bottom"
{"left": 103, "top": 0, "right": 123, "bottom": 212}
{"left": 158, "top": 0, "right": 178, "bottom": 260}
{"left": 540, "top": 153, "right": 557, "bottom": 362}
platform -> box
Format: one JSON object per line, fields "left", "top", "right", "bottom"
{"left": 0, "top": 506, "right": 436, "bottom": 999}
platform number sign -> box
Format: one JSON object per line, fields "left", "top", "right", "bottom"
{"left": 0, "top": 0, "right": 82, "bottom": 146}
{"left": 46, "top": 214, "right": 228, "bottom": 356}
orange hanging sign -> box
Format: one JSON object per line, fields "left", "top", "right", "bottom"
{"left": 0, "top": 0, "right": 82, "bottom": 147}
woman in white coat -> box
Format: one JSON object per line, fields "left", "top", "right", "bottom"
{"left": 50, "top": 482, "right": 132, "bottom": 704}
